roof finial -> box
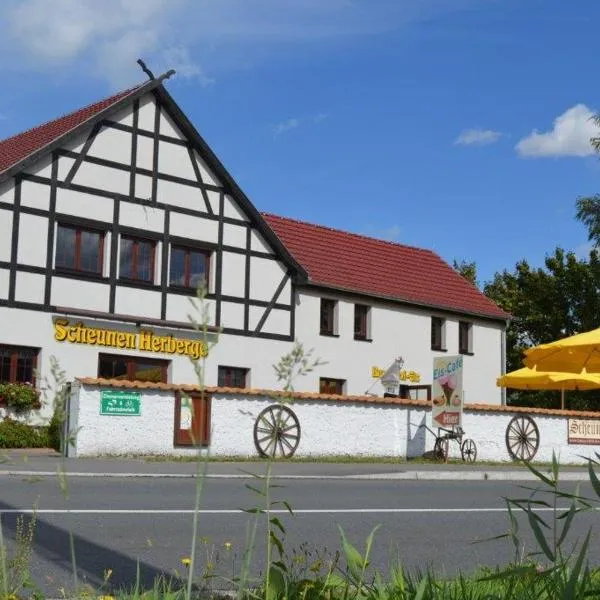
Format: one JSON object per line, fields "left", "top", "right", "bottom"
{"left": 137, "top": 58, "right": 155, "bottom": 80}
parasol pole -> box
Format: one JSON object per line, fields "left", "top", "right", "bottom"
{"left": 561, "top": 388, "right": 565, "bottom": 410}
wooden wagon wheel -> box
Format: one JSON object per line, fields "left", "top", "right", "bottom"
{"left": 253, "top": 405, "right": 301, "bottom": 458}
{"left": 461, "top": 438, "right": 477, "bottom": 463}
{"left": 433, "top": 437, "right": 449, "bottom": 462}
{"left": 505, "top": 414, "right": 540, "bottom": 461}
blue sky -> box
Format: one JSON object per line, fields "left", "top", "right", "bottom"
{"left": 0, "top": 0, "right": 598, "bottom": 286}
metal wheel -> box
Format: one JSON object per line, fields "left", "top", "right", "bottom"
{"left": 253, "top": 404, "right": 301, "bottom": 458}
{"left": 505, "top": 414, "right": 540, "bottom": 461}
{"left": 461, "top": 438, "right": 477, "bottom": 463}
{"left": 433, "top": 437, "right": 449, "bottom": 462}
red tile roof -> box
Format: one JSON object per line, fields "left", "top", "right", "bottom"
{"left": 262, "top": 213, "right": 508, "bottom": 320}
{"left": 0, "top": 85, "right": 141, "bottom": 174}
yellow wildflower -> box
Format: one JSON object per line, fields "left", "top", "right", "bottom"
{"left": 98, "top": 596, "right": 115, "bottom": 600}
{"left": 181, "top": 557, "right": 192, "bottom": 567}
{"left": 224, "top": 541, "right": 232, "bottom": 550}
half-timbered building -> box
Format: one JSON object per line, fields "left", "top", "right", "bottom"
{"left": 0, "top": 71, "right": 509, "bottom": 419}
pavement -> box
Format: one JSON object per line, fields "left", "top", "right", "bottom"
{"left": 0, "top": 449, "right": 593, "bottom": 481}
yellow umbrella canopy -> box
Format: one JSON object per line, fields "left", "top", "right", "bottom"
{"left": 523, "top": 328, "right": 600, "bottom": 373}
{"left": 497, "top": 367, "right": 600, "bottom": 390}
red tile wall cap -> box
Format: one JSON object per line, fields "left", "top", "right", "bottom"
{"left": 262, "top": 212, "right": 510, "bottom": 321}
{"left": 76, "top": 378, "right": 598, "bottom": 418}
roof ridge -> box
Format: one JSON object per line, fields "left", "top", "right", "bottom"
{"left": 261, "top": 211, "right": 435, "bottom": 255}
{"left": 0, "top": 82, "right": 144, "bottom": 146}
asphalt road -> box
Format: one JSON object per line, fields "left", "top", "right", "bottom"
{"left": 0, "top": 474, "right": 599, "bottom": 596}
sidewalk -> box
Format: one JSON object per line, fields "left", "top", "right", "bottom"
{"left": 0, "top": 450, "right": 592, "bottom": 481}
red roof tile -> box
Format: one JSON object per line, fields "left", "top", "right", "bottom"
{"left": 0, "top": 85, "right": 141, "bottom": 174}
{"left": 262, "top": 213, "right": 508, "bottom": 320}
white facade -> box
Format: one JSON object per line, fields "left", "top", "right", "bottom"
{"left": 70, "top": 382, "right": 597, "bottom": 464}
{"left": 0, "top": 82, "right": 507, "bottom": 429}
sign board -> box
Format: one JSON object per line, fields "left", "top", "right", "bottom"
{"left": 568, "top": 419, "right": 600, "bottom": 445}
{"left": 371, "top": 366, "right": 421, "bottom": 382}
{"left": 432, "top": 356, "right": 463, "bottom": 428}
{"left": 54, "top": 319, "right": 208, "bottom": 360}
{"left": 100, "top": 390, "right": 141, "bottom": 416}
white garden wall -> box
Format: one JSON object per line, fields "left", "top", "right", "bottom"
{"left": 69, "top": 381, "right": 600, "bottom": 464}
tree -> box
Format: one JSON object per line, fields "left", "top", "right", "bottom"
{"left": 484, "top": 247, "right": 600, "bottom": 410}
{"left": 574, "top": 114, "right": 600, "bottom": 245}
{"left": 452, "top": 259, "right": 478, "bottom": 288}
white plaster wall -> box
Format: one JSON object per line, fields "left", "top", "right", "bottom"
{"left": 160, "top": 111, "right": 186, "bottom": 141}
{"left": 295, "top": 288, "right": 504, "bottom": 403}
{"left": 136, "top": 137, "right": 154, "bottom": 171}
{"left": 220, "top": 301, "right": 245, "bottom": 330}
{"left": 137, "top": 95, "right": 157, "bottom": 132}
{"left": 156, "top": 179, "right": 206, "bottom": 212}
{"left": 23, "top": 155, "right": 53, "bottom": 179}
{"left": 0, "top": 208, "right": 13, "bottom": 262}
{"left": 221, "top": 252, "right": 246, "bottom": 297}
{"left": 114, "top": 287, "right": 161, "bottom": 318}
{"left": 249, "top": 258, "right": 288, "bottom": 302}
{"left": 71, "top": 386, "right": 600, "bottom": 463}
{"left": 135, "top": 174, "right": 153, "bottom": 200}
{"left": 223, "top": 223, "right": 247, "bottom": 248}
{"left": 250, "top": 230, "right": 273, "bottom": 254}
{"left": 193, "top": 151, "right": 220, "bottom": 187}
{"left": 21, "top": 180, "right": 50, "bottom": 210}
{"left": 15, "top": 272, "right": 45, "bottom": 304}
{"left": 17, "top": 214, "right": 48, "bottom": 267}
{"left": 72, "top": 162, "right": 129, "bottom": 196}
{"left": 0, "top": 269, "right": 10, "bottom": 299}
{"left": 57, "top": 156, "right": 76, "bottom": 181}
{"left": 56, "top": 187, "right": 114, "bottom": 222}
{"left": 110, "top": 105, "right": 134, "bottom": 127}
{"left": 223, "top": 195, "right": 248, "bottom": 221}
{"left": 170, "top": 212, "right": 218, "bottom": 243}
{"left": 206, "top": 190, "right": 220, "bottom": 214}
{"left": 119, "top": 203, "right": 164, "bottom": 233}
{"left": 158, "top": 141, "right": 196, "bottom": 180}
{"left": 261, "top": 308, "right": 290, "bottom": 335}
{"left": 165, "top": 294, "right": 216, "bottom": 325}
{"left": 51, "top": 278, "right": 110, "bottom": 312}
{"left": 88, "top": 127, "right": 132, "bottom": 165}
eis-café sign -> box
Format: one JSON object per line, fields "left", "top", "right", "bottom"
{"left": 432, "top": 356, "right": 464, "bottom": 428}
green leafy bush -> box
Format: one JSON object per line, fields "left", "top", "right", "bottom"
{"left": 0, "top": 383, "right": 41, "bottom": 413}
{"left": 0, "top": 418, "right": 49, "bottom": 448}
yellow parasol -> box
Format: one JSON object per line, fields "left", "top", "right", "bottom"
{"left": 496, "top": 366, "right": 600, "bottom": 409}
{"left": 523, "top": 328, "right": 600, "bottom": 373}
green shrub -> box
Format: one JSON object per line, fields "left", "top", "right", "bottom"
{"left": 0, "top": 418, "right": 49, "bottom": 448}
{"left": 47, "top": 411, "right": 62, "bottom": 452}
{"left": 0, "top": 383, "right": 41, "bottom": 413}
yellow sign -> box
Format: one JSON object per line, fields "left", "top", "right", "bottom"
{"left": 54, "top": 319, "right": 208, "bottom": 360}
{"left": 371, "top": 366, "right": 421, "bottom": 383}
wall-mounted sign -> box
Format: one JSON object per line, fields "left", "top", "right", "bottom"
{"left": 568, "top": 419, "right": 600, "bottom": 445}
{"left": 54, "top": 319, "right": 208, "bottom": 360}
{"left": 432, "top": 356, "right": 463, "bottom": 428}
{"left": 100, "top": 390, "right": 141, "bottom": 416}
{"left": 371, "top": 366, "right": 421, "bottom": 383}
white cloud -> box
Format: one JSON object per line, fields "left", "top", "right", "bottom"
{"left": 364, "top": 224, "right": 402, "bottom": 242}
{"left": 0, "top": 0, "right": 486, "bottom": 89}
{"left": 454, "top": 128, "right": 502, "bottom": 146}
{"left": 516, "top": 104, "right": 600, "bottom": 158}
{"left": 273, "top": 118, "right": 300, "bottom": 137}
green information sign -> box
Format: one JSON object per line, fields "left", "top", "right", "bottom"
{"left": 100, "top": 390, "right": 141, "bottom": 416}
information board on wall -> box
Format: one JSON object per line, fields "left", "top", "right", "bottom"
{"left": 432, "top": 356, "right": 463, "bottom": 428}
{"left": 100, "top": 390, "right": 141, "bottom": 416}
{"left": 568, "top": 419, "right": 600, "bottom": 445}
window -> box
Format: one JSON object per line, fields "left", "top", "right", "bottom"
{"left": 98, "top": 354, "right": 168, "bottom": 383}
{"left": 55, "top": 224, "right": 104, "bottom": 274}
{"left": 119, "top": 236, "right": 156, "bottom": 282}
{"left": 170, "top": 246, "right": 210, "bottom": 289}
{"left": 400, "top": 384, "right": 432, "bottom": 401}
{"left": 354, "top": 304, "right": 371, "bottom": 340}
{"left": 459, "top": 321, "right": 473, "bottom": 354}
{"left": 174, "top": 392, "right": 211, "bottom": 446}
{"left": 319, "top": 377, "right": 345, "bottom": 395}
{"left": 0, "top": 345, "right": 38, "bottom": 384}
{"left": 320, "top": 299, "right": 337, "bottom": 336}
{"left": 431, "top": 317, "right": 446, "bottom": 350}
{"left": 218, "top": 366, "right": 248, "bottom": 388}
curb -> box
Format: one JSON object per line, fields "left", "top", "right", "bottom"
{"left": 0, "top": 470, "right": 590, "bottom": 481}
